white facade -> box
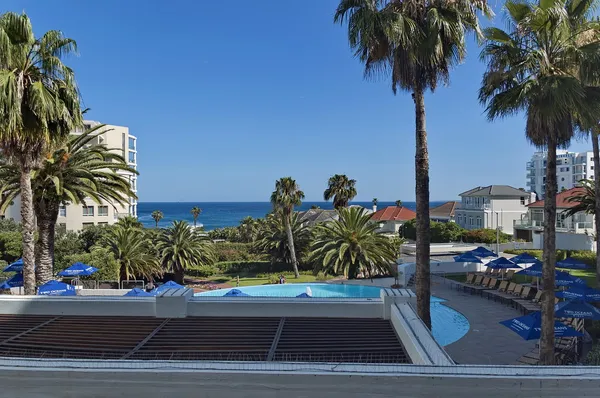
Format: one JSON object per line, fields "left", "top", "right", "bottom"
{"left": 3, "top": 120, "right": 138, "bottom": 232}
{"left": 454, "top": 186, "right": 535, "bottom": 236}
{"left": 526, "top": 150, "right": 595, "bottom": 198}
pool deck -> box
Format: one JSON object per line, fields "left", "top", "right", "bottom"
{"left": 338, "top": 275, "right": 536, "bottom": 365}
{"left": 430, "top": 275, "right": 536, "bottom": 364}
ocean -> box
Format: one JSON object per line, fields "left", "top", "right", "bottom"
{"left": 137, "top": 201, "right": 449, "bottom": 230}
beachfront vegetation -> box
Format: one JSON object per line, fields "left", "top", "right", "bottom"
{"left": 254, "top": 213, "right": 311, "bottom": 266}
{"left": 270, "top": 177, "right": 305, "bottom": 278}
{"left": 402, "top": 220, "right": 511, "bottom": 244}
{"left": 0, "top": 12, "right": 83, "bottom": 294}
{"left": 0, "top": 125, "right": 137, "bottom": 285}
{"left": 151, "top": 210, "right": 164, "bottom": 228}
{"left": 310, "top": 207, "right": 396, "bottom": 279}
{"left": 156, "top": 221, "right": 215, "bottom": 284}
{"left": 479, "top": 0, "right": 600, "bottom": 364}
{"left": 334, "top": 0, "right": 491, "bottom": 329}
{"left": 323, "top": 174, "right": 357, "bottom": 209}
{"left": 191, "top": 206, "right": 202, "bottom": 227}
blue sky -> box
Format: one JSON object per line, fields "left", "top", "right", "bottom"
{"left": 4, "top": 0, "right": 592, "bottom": 202}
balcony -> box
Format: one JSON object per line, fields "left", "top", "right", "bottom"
{"left": 514, "top": 220, "right": 594, "bottom": 233}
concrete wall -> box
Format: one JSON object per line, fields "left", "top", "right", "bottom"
{"left": 532, "top": 231, "right": 595, "bottom": 251}
{"left": 2, "top": 365, "right": 600, "bottom": 398}
{"left": 0, "top": 296, "right": 156, "bottom": 317}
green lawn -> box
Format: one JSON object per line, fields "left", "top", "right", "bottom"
{"left": 445, "top": 268, "right": 597, "bottom": 287}
{"left": 203, "top": 272, "right": 324, "bottom": 287}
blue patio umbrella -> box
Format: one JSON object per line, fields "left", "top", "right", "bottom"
{"left": 510, "top": 253, "right": 539, "bottom": 264}
{"left": 500, "top": 311, "right": 583, "bottom": 340}
{"left": 123, "top": 288, "right": 153, "bottom": 297}
{"left": 556, "top": 286, "right": 600, "bottom": 302}
{"left": 555, "top": 300, "right": 600, "bottom": 320}
{"left": 154, "top": 281, "right": 184, "bottom": 293}
{"left": 58, "top": 262, "right": 99, "bottom": 277}
{"left": 516, "top": 262, "right": 543, "bottom": 277}
{"left": 470, "top": 246, "right": 497, "bottom": 258}
{"left": 223, "top": 289, "right": 250, "bottom": 297}
{"left": 3, "top": 258, "right": 23, "bottom": 273}
{"left": 487, "top": 257, "right": 521, "bottom": 269}
{"left": 555, "top": 271, "right": 587, "bottom": 287}
{"left": 37, "top": 280, "right": 76, "bottom": 296}
{"left": 557, "top": 257, "right": 588, "bottom": 270}
{"left": 296, "top": 292, "right": 311, "bottom": 298}
{"left": 0, "top": 273, "right": 23, "bottom": 289}
{"left": 453, "top": 253, "right": 483, "bottom": 263}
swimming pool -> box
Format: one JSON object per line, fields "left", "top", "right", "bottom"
{"left": 195, "top": 284, "right": 469, "bottom": 346}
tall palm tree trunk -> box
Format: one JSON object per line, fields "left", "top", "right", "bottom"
{"left": 174, "top": 267, "right": 185, "bottom": 285}
{"left": 284, "top": 215, "right": 300, "bottom": 278}
{"left": 540, "top": 137, "right": 557, "bottom": 365}
{"left": 19, "top": 166, "right": 36, "bottom": 295}
{"left": 592, "top": 131, "right": 600, "bottom": 289}
{"left": 34, "top": 199, "right": 59, "bottom": 285}
{"left": 414, "top": 83, "right": 432, "bottom": 329}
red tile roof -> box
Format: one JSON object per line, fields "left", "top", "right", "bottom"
{"left": 430, "top": 201, "right": 460, "bottom": 218}
{"left": 527, "top": 187, "right": 585, "bottom": 208}
{"left": 370, "top": 206, "right": 416, "bottom": 222}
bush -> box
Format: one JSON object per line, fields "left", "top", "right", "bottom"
{"left": 584, "top": 343, "right": 600, "bottom": 365}
{"left": 315, "top": 271, "right": 328, "bottom": 281}
{"left": 0, "top": 231, "right": 22, "bottom": 262}
{"left": 186, "top": 265, "right": 218, "bottom": 278}
{"left": 268, "top": 275, "right": 279, "bottom": 284}
{"left": 402, "top": 220, "right": 471, "bottom": 243}
{"left": 60, "top": 247, "right": 120, "bottom": 281}
{"left": 216, "top": 261, "right": 295, "bottom": 275}
{"left": 214, "top": 242, "right": 263, "bottom": 262}
{"left": 462, "top": 229, "right": 511, "bottom": 244}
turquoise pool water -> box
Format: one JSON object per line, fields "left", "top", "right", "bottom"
{"left": 195, "top": 284, "right": 469, "bottom": 346}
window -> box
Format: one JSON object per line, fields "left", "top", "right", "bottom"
{"left": 98, "top": 222, "right": 108, "bottom": 226}
{"left": 128, "top": 151, "right": 136, "bottom": 163}
{"left": 82, "top": 206, "right": 94, "bottom": 216}
{"left": 561, "top": 177, "right": 565, "bottom": 182}
{"left": 98, "top": 206, "right": 108, "bottom": 216}
{"left": 566, "top": 167, "right": 570, "bottom": 172}
{"left": 59, "top": 205, "right": 66, "bottom": 217}
{"left": 520, "top": 197, "right": 526, "bottom": 205}
{"left": 128, "top": 137, "right": 135, "bottom": 150}
{"left": 469, "top": 217, "right": 473, "bottom": 226}
{"left": 592, "top": 166, "right": 595, "bottom": 170}
{"left": 458, "top": 215, "right": 462, "bottom": 224}
{"left": 82, "top": 222, "right": 94, "bottom": 229}
{"left": 476, "top": 217, "right": 481, "bottom": 227}
{"left": 131, "top": 179, "right": 136, "bottom": 191}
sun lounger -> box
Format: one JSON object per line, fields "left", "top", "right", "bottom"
{"left": 483, "top": 280, "right": 508, "bottom": 300}
{"left": 468, "top": 277, "right": 495, "bottom": 295}
{"left": 489, "top": 282, "right": 519, "bottom": 304}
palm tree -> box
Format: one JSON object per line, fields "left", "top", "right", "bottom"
{"left": 270, "top": 177, "right": 305, "bottom": 278}
{"left": 191, "top": 206, "right": 202, "bottom": 227}
{"left": 395, "top": 200, "right": 403, "bottom": 207}
{"left": 254, "top": 213, "right": 311, "bottom": 265}
{"left": 239, "top": 216, "right": 259, "bottom": 243}
{"left": 334, "top": 0, "right": 490, "bottom": 328}
{"left": 310, "top": 207, "right": 396, "bottom": 279}
{"left": 102, "top": 226, "right": 162, "bottom": 282}
{"left": 479, "top": 0, "right": 600, "bottom": 364}
{"left": 151, "top": 210, "right": 163, "bottom": 228}
{"left": 0, "top": 125, "right": 137, "bottom": 284}
{"left": 156, "top": 221, "right": 215, "bottom": 284}
{"left": 323, "top": 174, "right": 357, "bottom": 209}
{"left": 116, "top": 215, "right": 143, "bottom": 230}
{"left": 0, "top": 13, "right": 83, "bottom": 294}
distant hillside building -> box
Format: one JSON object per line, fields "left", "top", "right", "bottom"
{"left": 430, "top": 201, "right": 460, "bottom": 223}
{"left": 454, "top": 185, "right": 535, "bottom": 236}
{"left": 370, "top": 206, "right": 416, "bottom": 234}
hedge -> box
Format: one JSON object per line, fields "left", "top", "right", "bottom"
{"left": 215, "top": 261, "right": 307, "bottom": 274}
{"left": 503, "top": 249, "right": 596, "bottom": 268}
{"left": 214, "top": 242, "right": 265, "bottom": 262}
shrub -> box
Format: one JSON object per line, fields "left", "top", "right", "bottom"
{"left": 268, "top": 275, "right": 279, "bottom": 284}
{"left": 216, "top": 261, "right": 294, "bottom": 274}
{"left": 315, "top": 271, "right": 329, "bottom": 281}
{"left": 0, "top": 231, "right": 22, "bottom": 262}
{"left": 186, "top": 265, "right": 218, "bottom": 278}
{"left": 461, "top": 229, "right": 511, "bottom": 244}
{"left": 402, "top": 219, "right": 468, "bottom": 243}
{"left": 584, "top": 343, "right": 600, "bottom": 365}
{"left": 214, "top": 242, "right": 263, "bottom": 262}
{"left": 60, "top": 247, "right": 120, "bottom": 281}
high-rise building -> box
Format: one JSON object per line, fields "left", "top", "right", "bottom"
{"left": 526, "top": 150, "right": 595, "bottom": 199}
{"left": 3, "top": 120, "right": 138, "bottom": 231}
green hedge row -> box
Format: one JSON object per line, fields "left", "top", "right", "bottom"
{"left": 504, "top": 249, "right": 596, "bottom": 267}
{"left": 215, "top": 261, "right": 309, "bottom": 274}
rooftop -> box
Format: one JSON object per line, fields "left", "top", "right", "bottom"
{"left": 430, "top": 201, "right": 460, "bottom": 218}
{"left": 296, "top": 209, "right": 338, "bottom": 225}
{"left": 371, "top": 206, "right": 416, "bottom": 222}
{"left": 527, "top": 187, "right": 585, "bottom": 208}
{"left": 459, "top": 185, "right": 528, "bottom": 197}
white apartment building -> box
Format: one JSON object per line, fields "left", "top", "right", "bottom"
{"left": 526, "top": 150, "right": 595, "bottom": 199}
{"left": 3, "top": 120, "right": 138, "bottom": 232}
{"left": 454, "top": 185, "right": 536, "bottom": 236}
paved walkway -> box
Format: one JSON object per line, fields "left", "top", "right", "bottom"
{"left": 431, "top": 276, "right": 536, "bottom": 365}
